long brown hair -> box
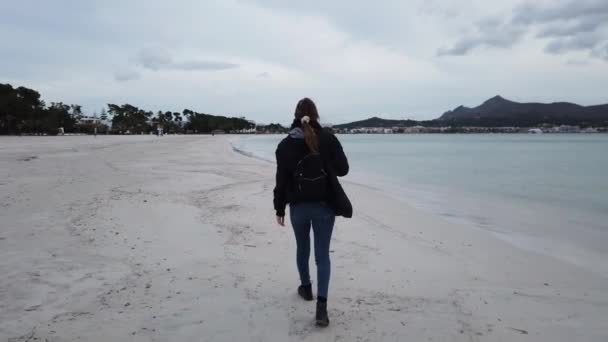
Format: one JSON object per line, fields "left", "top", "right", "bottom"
{"left": 294, "top": 98, "right": 320, "bottom": 153}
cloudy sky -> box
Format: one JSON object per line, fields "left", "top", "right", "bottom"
{"left": 1, "top": 0, "right": 607, "bottom": 124}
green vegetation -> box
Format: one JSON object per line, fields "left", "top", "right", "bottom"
{"left": 256, "top": 123, "right": 288, "bottom": 133}
{"left": 183, "top": 109, "right": 254, "bottom": 134}
{"left": 1, "top": 83, "right": 256, "bottom": 135}
{"left": 0, "top": 84, "right": 80, "bottom": 135}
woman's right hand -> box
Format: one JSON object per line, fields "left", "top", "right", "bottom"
{"left": 276, "top": 216, "right": 285, "bottom": 227}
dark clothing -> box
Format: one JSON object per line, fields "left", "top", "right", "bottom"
{"left": 273, "top": 123, "right": 349, "bottom": 217}
{"left": 290, "top": 202, "right": 335, "bottom": 299}
{"left": 276, "top": 120, "right": 348, "bottom": 305}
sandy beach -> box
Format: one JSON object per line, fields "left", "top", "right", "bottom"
{"left": 1, "top": 135, "right": 607, "bottom": 342}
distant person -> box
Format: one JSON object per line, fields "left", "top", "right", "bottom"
{"left": 274, "top": 98, "right": 351, "bottom": 327}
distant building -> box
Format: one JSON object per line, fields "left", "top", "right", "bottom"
{"left": 236, "top": 127, "right": 256, "bottom": 133}
{"left": 335, "top": 124, "right": 608, "bottom": 134}
{"left": 236, "top": 121, "right": 256, "bottom": 133}
{"left": 556, "top": 125, "right": 581, "bottom": 133}
{"left": 405, "top": 126, "right": 425, "bottom": 133}
{"left": 582, "top": 127, "right": 598, "bottom": 133}
{"left": 78, "top": 116, "right": 102, "bottom": 124}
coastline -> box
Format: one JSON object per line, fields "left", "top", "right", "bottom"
{"left": 232, "top": 134, "right": 608, "bottom": 279}
{"left": 1, "top": 135, "right": 607, "bottom": 341}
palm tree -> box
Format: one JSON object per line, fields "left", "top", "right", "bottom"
{"left": 173, "top": 112, "right": 182, "bottom": 132}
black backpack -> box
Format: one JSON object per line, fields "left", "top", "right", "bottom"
{"left": 293, "top": 152, "right": 329, "bottom": 201}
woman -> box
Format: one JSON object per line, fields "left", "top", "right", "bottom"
{"left": 273, "top": 98, "right": 349, "bottom": 327}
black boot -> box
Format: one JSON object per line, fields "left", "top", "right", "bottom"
{"left": 298, "top": 284, "right": 313, "bottom": 301}
{"left": 315, "top": 300, "right": 329, "bottom": 327}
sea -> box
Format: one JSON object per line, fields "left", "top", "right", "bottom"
{"left": 232, "top": 134, "right": 608, "bottom": 277}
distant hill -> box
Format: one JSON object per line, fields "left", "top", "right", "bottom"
{"left": 334, "top": 96, "right": 608, "bottom": 128}
{"left": 333, "top": 117, "right": 429, "bottom": 129}
{"left": 439, "top": 95, "right": 608, "bottom": 127}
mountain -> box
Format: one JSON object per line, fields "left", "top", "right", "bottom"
{"left": 334, "top": 96, "right": 608, "bottom": 129}
{"left": 333, "top": 116, "right": 427, "bottom": 129}
{"left": 438, "top": 95, "right": 608, "bottom": 127}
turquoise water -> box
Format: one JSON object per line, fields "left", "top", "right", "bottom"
{"left": 233, "top": 134, "right": 608, "bottom": 275}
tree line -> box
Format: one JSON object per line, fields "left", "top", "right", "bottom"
{"left": 0, "top": 83, "right": 83, "bottom": 135}
{"left": 1, "top": 83, "right": 257, "bottom": 135}
{"left": 107, "top": 105, "right": 255, "bottom": 134}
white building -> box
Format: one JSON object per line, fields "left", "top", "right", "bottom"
{"left": 237, "top": 127, "right": 257, "bottom": 133}
{"left": 583, "top": 127, "right": 598, "bottom": 133}
{"left": 556, "top": 125, "right": 581, "bottom": 133}
{"left": 78, "top": 116, "right": 102, "bottom": 124}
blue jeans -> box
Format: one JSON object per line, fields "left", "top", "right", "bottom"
{"left": 289, "top": 202, "right": 335, "bottom": 299}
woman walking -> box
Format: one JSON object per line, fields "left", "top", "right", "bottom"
{"left": 273, "top": 98, "right": 350, "bottom": 327}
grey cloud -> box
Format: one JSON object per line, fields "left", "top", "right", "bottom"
{"left": 476, "top": 17, "right": 502, "bottom": 30}
{"left": 418, "top": 1, "right": 462, "bottom": 19}
{"left": 172, "top": 60, "right": 238, "bottom": 71}
{"left": 513, "top": 0, "right": 608, "bottom": 59}
{"left": 247, "top": 0, "right": 460, "bottom": 52}
{"left": 440, "top": 0, "right": 608, "bottom": 60}
{"left": 544, "top": 33, "right": 601, "bottom": 54}
{"left": 3, "top": 0, "right": 608, "bottom": 122}
{"left": 591, "top": 42, "right": 608, "bottom": 60}
{"left": 137, "top": 48, "right": 172, "bottom": 71}
{"left": 437, "top": 24, "right": 524, "bottom": 56}
{"left": 257, "top": 72, "right": 270, "bottom": 78}
{"left": 114, "top": 69, "right": 141, "bottom": 82}
{"left": 437, "top": 39, "right": 476, "bottom": 56}
{"left": 565, "top": 59, "right": 590, "bottom": 66}
{"left": 136, "top": 48, "right": 238, "bottom": 71}
{"left": 512, "top": 0, "right": 608, "bottom": 25}
{"left": 536, "top": 14, "right": 605, "bottom": 38}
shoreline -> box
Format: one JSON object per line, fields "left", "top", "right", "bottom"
{"left": 232, "top": 134, "right": 608, "bottom": 279}
{"left": 1, "top": 136, "right": 607, "bottom": 341}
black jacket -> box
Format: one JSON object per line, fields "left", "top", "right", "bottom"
{"left": 273, "top": 123, "right": 349, "bottom": 217}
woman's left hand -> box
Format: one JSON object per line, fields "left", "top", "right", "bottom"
{"left": 276, "top": 216, "right": 285, "bottom": 226}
